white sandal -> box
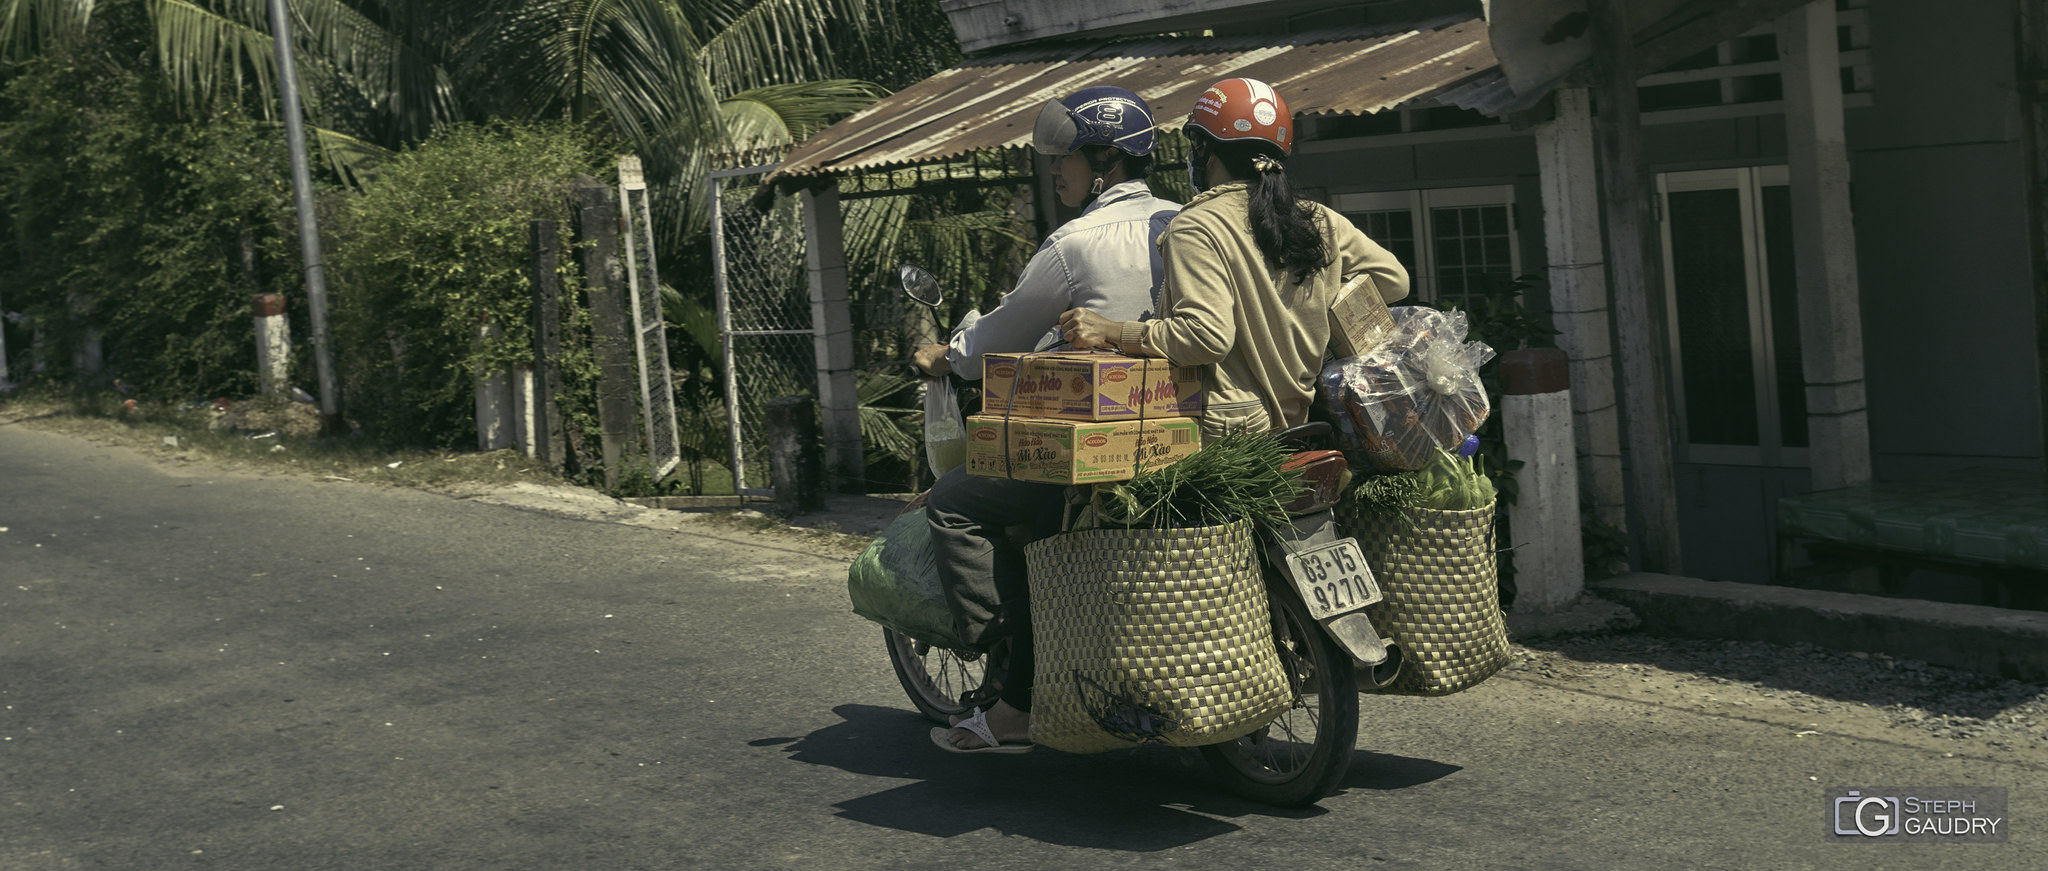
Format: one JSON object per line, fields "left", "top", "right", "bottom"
{"left": 928, "top": 707, "right": 1033, "bottom": 755}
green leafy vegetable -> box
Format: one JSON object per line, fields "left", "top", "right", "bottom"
{"left": 1097, "top": 430, "right": 1305, "bottom": 528}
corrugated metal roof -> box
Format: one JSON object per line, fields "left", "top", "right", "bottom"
{"left": 769, "top": 13, "right": 1518, "bottom": 182}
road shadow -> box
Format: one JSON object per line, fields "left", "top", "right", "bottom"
{"left": 767, "top": 704, "right": 1458, "bottom": 850}
{"left": 1516, "top": 630, "right": 2048, "bottom": 720}
{"left": 1336, "top": 750, "right": 1461, "bottom": 792}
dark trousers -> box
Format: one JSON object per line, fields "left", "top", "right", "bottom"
{"left": 925, "top": 466, "right": 1063, "bottom": 712}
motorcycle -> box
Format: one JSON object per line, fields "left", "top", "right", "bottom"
{"left": 879, "top": 264, "right": 1400, "bottom": 807}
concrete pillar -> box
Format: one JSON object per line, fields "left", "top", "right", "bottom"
{"left": 1778, "top": 1, "right": 1872, "bottom": 490}
{"left": 1533, "top": 87, "right": 1628, "bottom": 529}
{"left": 253, "top": 293, "right": 291, "bottom": 397}
{"left": 800, "top": 185, "right": 864, "bottom": 493}
{"left": 1501, "top": 348, "right": 1586, "bottom": 612}
{"left": 574, "top": 175, "right": 639, "bottom": 489}
{"left": 474, "top": 321, "right": 513, "bottom": 451}
{"left": 528, "top": 220, "right": 567, "bottom": 469}
{"left": 767, "top": 394, "right": 825, "bottom": 514}
{"left": 511, "top": 366, "right": 538, "bottom": 457}
{"left": 74, "top": 328, "right": 102, "bottom": 378}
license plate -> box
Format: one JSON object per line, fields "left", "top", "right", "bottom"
{"left": 1282, "top": 538, "right": 1382, "bottom": 620}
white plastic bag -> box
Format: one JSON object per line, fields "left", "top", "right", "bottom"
{"left": 924, "top": 376, "right": 966, "bottom": 476}
{"left": 1320, "top": 307, "right": 1495, "bottom": 470}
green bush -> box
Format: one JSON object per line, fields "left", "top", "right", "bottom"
{"left": 330, "top": 121, "right": 616, "bottom": 447}
{"left": 0, "top": 29, "right": 300, "bottom": 399}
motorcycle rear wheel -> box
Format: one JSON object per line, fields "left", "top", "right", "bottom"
{"left": 1200, "top": 581, "right": 1361, "bottom": 806}
{"left": 884, "top": 628, "right": 997, "bottom": 725}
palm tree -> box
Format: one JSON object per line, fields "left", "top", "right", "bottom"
{"left": 1, "top": 0, "right": 904, "bottom": 194}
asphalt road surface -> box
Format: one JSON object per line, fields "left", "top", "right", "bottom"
{"left": 2, "top": 422, "right": 2041, "bottom": 870}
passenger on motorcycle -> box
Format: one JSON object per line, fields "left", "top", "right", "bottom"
{"left": 1059, "top": 77, "right": 1410, "bottom": 441}
{"left": 917, "top": 86, "right": 1179, "bottom": 754}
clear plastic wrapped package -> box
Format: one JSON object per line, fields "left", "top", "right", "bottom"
{"left": 1321, "top": 307, "right": 1496, "bottom": 470}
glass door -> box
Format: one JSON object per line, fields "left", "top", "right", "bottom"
{"left": 1657, "top": 166, "right": 1808, "bottom": 468}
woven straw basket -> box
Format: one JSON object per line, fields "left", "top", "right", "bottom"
{"left": 1023, "top": 520, "right": 1293, "bottom": 754}
{"left": 1339, "top": 501, "right": 1510, "bottom": 696}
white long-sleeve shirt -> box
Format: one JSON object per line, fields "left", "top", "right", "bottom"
{"left": 945, "top": 179, "right": 1178, "bottom": 379}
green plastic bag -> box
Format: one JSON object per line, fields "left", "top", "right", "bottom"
{"left": 847, "top": 509, "right": 968, "bottom": 650}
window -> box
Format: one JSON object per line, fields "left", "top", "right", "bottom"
{"left": 1658, "top": 166, "right": 1807, "bottom": 468}
{"left": 1637, "top": 0, "right": 1872, "bottom": 114}
{"left": 1331, "top": 185, "right": 1520, "bottom": 311}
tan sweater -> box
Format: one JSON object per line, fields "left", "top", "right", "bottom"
{"left": 1140, "top": 184, "right": 1409, "bottom": 440}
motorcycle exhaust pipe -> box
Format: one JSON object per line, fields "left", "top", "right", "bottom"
{"left": 1361, "top": 643, "right": 1404, "bottom": 690}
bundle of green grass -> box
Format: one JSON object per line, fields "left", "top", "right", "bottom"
{"left": 1096, "top": 431, "right": 1306, "bottom": 528}
{"left": 1348, "top": 446, "right": 1496, "bottom": 519}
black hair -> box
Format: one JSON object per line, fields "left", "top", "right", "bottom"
{"left": 1080, "top": 145, "right": 1153, "bottom": 181}
{"left": 1191, "top": 131, "right": 1329, "bottom": 283}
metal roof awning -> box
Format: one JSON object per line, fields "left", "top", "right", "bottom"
{"left": 769, "top": 13, "right": 1523, "bottom": 183}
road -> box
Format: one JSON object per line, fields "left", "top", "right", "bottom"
{"left": 2, "top": 421, "right": 2041, "bottom": 870}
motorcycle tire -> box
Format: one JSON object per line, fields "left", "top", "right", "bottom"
{"left": 1199, "top": 580, "right": 1362, "bottom": 806}
{"left": 883, "top": 628, "right": 997, "bottom": 725}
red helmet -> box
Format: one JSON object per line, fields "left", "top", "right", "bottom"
{"left": 1187, "top": 77, "right": 1293, "bottom": 155}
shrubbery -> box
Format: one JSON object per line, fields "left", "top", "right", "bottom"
{"left": 328, "top": 121, "right": 617, "bottom": 447}
{"left": 0, "top": 30, "right": 301, "bottom": 400}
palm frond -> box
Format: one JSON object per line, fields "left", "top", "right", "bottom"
{"left": 148, "top": 0, "right": 280, "bottom": 114}
{"left": 0, "top": 0, "right": 94, "bottom": 60}
{"left": 540, "top": 0, "right": 716, "bottom": 146}
{"left": 660, "top": 282, "right": 721, "bottom": 360}
{"left": 309, "top": 123, "right": 392, "bottom": 186}
{"left": 698, "top": 0, "right": 897, "bottom": 96}
{"left": 718, "top": 79, "right": 883, "bottom": 149}
{"left": 274, "top": 0, "right": 462, "bottom": 143}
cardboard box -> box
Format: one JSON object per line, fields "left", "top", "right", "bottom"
{"left": 981, "top": 350, "right": 1202, "bottom": 421}
{"left": 963, "top": 415, "right": 1202, "bottom": 484}
{"left": 1328, "top": 274, "right": 1397, "bottom": 360}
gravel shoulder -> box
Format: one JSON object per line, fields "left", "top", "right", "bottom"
{"left": 1505, "top": 634, "right": 2048, "bottom": 770}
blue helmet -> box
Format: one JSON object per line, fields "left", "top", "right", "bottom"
{"left": 1031, "top": 86, "right": 1157, "bottom": 157}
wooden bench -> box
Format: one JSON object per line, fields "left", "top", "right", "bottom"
{"left": 1775, "top": 468, "right": 2048, "bottom": 602}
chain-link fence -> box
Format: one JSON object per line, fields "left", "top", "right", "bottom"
{"left": 709, "top": 166, "right": 816, "bottom": 495}
{"left": 707, "top": 147, "right": 1182, "bottom": 496}
{"left": 620, "top": 160, "right": 681, "bottom": 480}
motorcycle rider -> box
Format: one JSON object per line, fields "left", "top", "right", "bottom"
{"left": 916, "top": 86, "right": 1179, "bottom": 754}
{"left": 1058, "top": 77, "right": 1409, "bottom": 440}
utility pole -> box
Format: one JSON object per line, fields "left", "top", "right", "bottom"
{"left": 267, "top": 0, "right": 341, "bottom": 431}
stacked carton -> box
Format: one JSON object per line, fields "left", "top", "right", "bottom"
{"left": 964, "top": 350, "right": 1204, "bottom": 484}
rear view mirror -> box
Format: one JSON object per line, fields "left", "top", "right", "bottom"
{"left": 899, "top": 263, "right": 944, "bottom": 309}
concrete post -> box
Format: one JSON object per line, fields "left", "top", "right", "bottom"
{"left": 473, "top": 321, "right": 513, "bottom": 451}
{"left": 70, "top": 292, "right": 102, "bottom": 378}
{"left": 511, "top": 366, "right": 538, "bottom": 457}
{"left": 1501, "top": 348, "right": 1586, "bottom": 612}
{"left": 1532, "top": 87, "right": 1628, "bottom": 530}
{"left": 574, "top": 176, "right": 639, "bottom": 489}
{"left": 800, "top": 185, "right": 865, "bottom": 493}
{"left": 1778, "top": 1, "right": 1872, "bottom": 490}
{"left": 529, "top": 220, "right": 568, "bottom": 469}
{"left": 253, "top": 293, "right": 291, "bottom": 397}
{"left": 766, "top": 394, "right": 825, "bottom": 514}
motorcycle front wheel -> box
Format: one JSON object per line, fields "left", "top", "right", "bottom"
{"left": 883, "top": 628, "right": 997, "bottom": 725}
{"left": 1200, "top": 581, "right": 1362, "bottom": 806}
